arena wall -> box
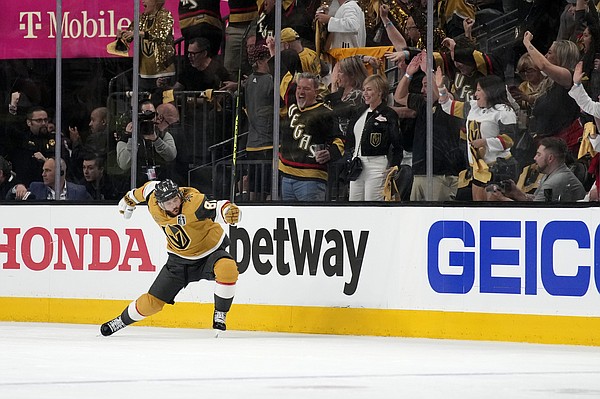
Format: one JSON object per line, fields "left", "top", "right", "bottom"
{"left": 1, "top": 204, "right": 600, "bottom": 345}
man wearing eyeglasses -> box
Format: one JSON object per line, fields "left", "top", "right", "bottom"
{"left": 6, "top": 106, "right": 70, "bottom": 188}
{"left": 167, "top": 37, "right": 236, "bottom": 166}
{"left": 171, "top": 37, "right": 236, "bottom": 93}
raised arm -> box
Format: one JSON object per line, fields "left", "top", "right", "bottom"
{"left": 380, "top": 4, "right": 407, "bottom": 51}
{"left": 569, "top": 61, "right": 600, "bottom": 117}
{"left": 523, "top": 31, "right": 573, "bottom": 89}
{"left": 394, "top": 52, "right": 422, "bottom": 105}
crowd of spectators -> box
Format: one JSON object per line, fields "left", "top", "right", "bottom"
{"left": 2, "top": 0, "right": 600, "bottom": 203}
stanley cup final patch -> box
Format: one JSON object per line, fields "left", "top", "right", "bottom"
{"left": 177, "top": 215, "right": 187, "bottom": 226}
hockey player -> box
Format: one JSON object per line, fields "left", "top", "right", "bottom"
{"left": 100, "top": 179, "right": 241, "bottom": 336}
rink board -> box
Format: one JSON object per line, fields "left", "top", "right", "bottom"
{"left": 1, "top": 204, "right": 600, "bottom": 345}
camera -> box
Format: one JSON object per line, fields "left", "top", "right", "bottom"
{"left": 498, "top": 180, "right": 510, "bottom": 192}
{"left": 485, "top": 180, "right": 511, "bottom": 194}
{"left": 138, "top": 109, "right": 156, "bottom": 137}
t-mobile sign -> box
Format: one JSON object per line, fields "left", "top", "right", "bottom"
{"left": 0, "top": 0, "right": 183, "bottom": 59}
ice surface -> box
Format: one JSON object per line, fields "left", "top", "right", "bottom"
{"left": 1, "top": 322, "right": 600, "bottom": 398}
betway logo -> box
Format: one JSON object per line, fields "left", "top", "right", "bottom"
{"left": 230, "top": 218, "right": 369, "bottom": 295}
{"left": 19, "top": 11, "right": 131, "bottom": 39}
{"left": 0, "top": 227, "right": 155, "bottom": 271}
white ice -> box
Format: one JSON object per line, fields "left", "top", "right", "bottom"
{"left": 1, "top": 322, "right": 600, "bottom": 399}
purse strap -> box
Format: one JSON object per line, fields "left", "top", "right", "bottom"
{"left": 355, "top": 110, "right": 374, "bottom": 158}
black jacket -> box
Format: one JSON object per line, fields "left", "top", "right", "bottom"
{"left": 346, "top": 103, "right": 403, "bottom": 167}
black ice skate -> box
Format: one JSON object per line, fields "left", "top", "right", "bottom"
{"left": 100, "top": 316, "right": 127, "bottom": 336}
{"left": 213, "top": 310, "right": 227, "bottom": 332}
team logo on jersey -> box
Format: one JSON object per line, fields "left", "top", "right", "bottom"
{"left": 370, "top": 133, "right": 382, "bottom": 147}
{"left": 468, "top": 120, "right": 482, "bottom": 141}
{"left": 161, "top": 224, "right": 191, "bottom": 250}
{"left": 142, "top": 39, "right": 156, "bottom": 57}
{"left": 177, "top": 215, "right": 186, "bottom": 226}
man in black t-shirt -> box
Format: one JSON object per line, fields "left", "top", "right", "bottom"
{"left": 172, "top": 37, "right": 237, "bottom": 165}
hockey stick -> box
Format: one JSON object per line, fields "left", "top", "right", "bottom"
{"left": 230, "top": 23, "right": 254, "bottom": 202}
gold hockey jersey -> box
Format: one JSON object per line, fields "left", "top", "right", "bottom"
{"left": 130, "top": 182, "right": 226, "bottom": 259}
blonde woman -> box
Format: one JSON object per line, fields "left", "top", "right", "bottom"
{"left": 523, "top": 31, "right": 583, "bottom": 154}
{"left": 510, "top": 53, "right": 548, "bottom": 112}
{"left": 345, "top": 75, "right": 403, "bottom": 201}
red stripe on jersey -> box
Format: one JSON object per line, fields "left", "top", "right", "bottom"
{"left": 230, "top": 6, "right": 259, "bottom": 13}
{"left": 279, "top": 154, "right": 327, "bottom": 170}
{"left": 484, "top": 53, "right": 493, "bottom": 75}
{"left": 498, "top": 135, "right": 508, "bottom": 149}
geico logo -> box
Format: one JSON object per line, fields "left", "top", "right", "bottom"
{"left": 0, "top": 227, "right": 155, "bottom": 272}
{"left": 229, "top": 218, "right": 369, "bottom": 296}
{"left": 428, "top": 220, "right": 598, "bottom": 296}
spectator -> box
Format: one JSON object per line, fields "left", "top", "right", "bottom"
{"left": 486, "top": 137, "right": 586, "bottom": 202}
{"left": 315, "top": 0, "right": 366, "bottom": 50}
{"left": 438, "top": 72, "right": 518, "bottom": 201}
{"left": 569, "top": 60, "right": 600, "bottom": 195}
{"left": 175, "top": 37, "right": 236, "bottom": 92}
{"left": 0, "top": 156, "right": 18, "bottom": 200}
{"left": 557, "top": 0, "right": 578, "bottom": 41}
{"left": 438, "top": 37, "right": 505, "bottom": 102}
{"left": 324, "top": 55, "right": 367, "bottom": 200}
{"left": 178, "top": 0, "right": 223, "bottom": 56}
{"left": 244, "top": 45, "right": 274, "bottom": 201}
{"left": 81, "top": 154, "right": 123, "bottom": 200}
{"left": 574, "top": 1, "right": 600, "bottom": 100}
{"left": 437, "top": 0, "right": 475, "bottom": 38}
{"left": 116, "top": 100, "right": 177, "bottom": 183}
{"left": 280, "top": 28, "right": 321, "bottom": 75}
{"left": 264, "top": 35, "right": 303, "bottom": 114}
{"left": 6, "top": 106, "right": 69, "bottom": 187}
{"left": 117, "top": 0, "right": 176, "bottom": 91}
{"left": 69, "top": 107, "right": 109, "bottom": 181}
{"left": 328, "top": 56, "right": 368, "bottom": 116}
{"left": 155, "top": 103, "right": 189, "bottom": 186}
{"left": 70, "top": 107, "right": 109, "bottom": 157}
{"left": 224, "top": 0, "right": 259, "bottom": 73}
{"left": 510, "top": 54, "right": 548, "bottom": 114}
{"left": 256, "top": 0, "right": 313, "bottom": 47}
{"left": 2, "top": 92, "right": 20, "bottom": 164}
{"left": 523, "top": 31, "right": 583, "bottom": 155}
{"left": 14, "top": 157, "right": 91, "bottom": 201}
{"left": 381, "top": 5, "right": 446, "bottom": 53}
{"left": 570, "top": 60, "right": 600, "bottom": 119}
{"left": 242, "top": 34, "right": 258, "bottom": 77}
{"left": 395, "top": 52, "right": 465, "bottom": 201}
{"left": 170, "top": 37, "right": 236, "bottom": 165}
{"left": 346, "top": 74, "right": 402, "bottom": 201}
{"left": 360, "top": 0, "right": 410, "bottom": 47}
{"left": 279, "top": 73, "right": 344, "bottom": 201}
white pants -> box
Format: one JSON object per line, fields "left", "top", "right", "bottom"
{"left": 349, "top": 156, "right": 388, "bottom": 201}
